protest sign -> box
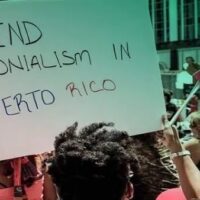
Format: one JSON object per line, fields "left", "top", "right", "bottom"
{"left": 0, "top": 0, "right": 165, "bottom": 160}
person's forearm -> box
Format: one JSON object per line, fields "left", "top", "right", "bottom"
{"left": 162, "top": 118, "right": 200, "bottom": 200}
{"left": 173, "top": 155, "right": 200, "bottom": 200}
{"left": 169, "top": 141, "right": 200, "bottom": 200}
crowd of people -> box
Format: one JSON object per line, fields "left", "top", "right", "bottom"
{"left": 1, "top": 111, "right": 200, "bottom": 200}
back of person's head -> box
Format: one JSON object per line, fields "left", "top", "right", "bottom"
{"left": 48, "top": 122, "right": 139, "bottom": 200}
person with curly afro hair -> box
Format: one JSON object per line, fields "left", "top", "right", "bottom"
{"left": 48, "top": 122, "right": 143, "bottom": 200}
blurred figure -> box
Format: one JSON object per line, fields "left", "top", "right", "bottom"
{"left": 184, "top": 56, "right": 200, "bottom": 84}
{"left": 163, "top": 89, "right": 179, "bottom": 122}
{"left": 0, "top": 154, "right": 57, "bottom": 200}
{"left": 187, "top": 95, "right": 198, "bottom": 114}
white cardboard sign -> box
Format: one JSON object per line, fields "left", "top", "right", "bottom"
{"left": 0, "top": 0, "right": 165, "bottom": 160}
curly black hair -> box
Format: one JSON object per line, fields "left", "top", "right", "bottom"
{"left": 48, "top": 122, "right": 140, "bottom": 200}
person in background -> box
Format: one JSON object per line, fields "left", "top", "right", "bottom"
{"left": 185, "top": 56, "right": 200, "bottom": 71}
{"left": 182, "top": 111, "right": 200, "bottom": 167}
{"left": 184, "top": 56, "right": 200, "bottom": 84}
{"left": 0, "top": 154, "right": 57, "bottom": 200}
{"left": 187, "top": 95, "right": 198, "bottom": 114}
{"left": 163, "top": 89, "right": 180, "bottom": 122}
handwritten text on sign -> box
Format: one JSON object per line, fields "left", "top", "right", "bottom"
{"left": 0, "top": 21, "right": 133, "bottom": 115}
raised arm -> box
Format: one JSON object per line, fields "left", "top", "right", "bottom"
{"left": 162, "top": 116, "right": 200, "bottom": 200}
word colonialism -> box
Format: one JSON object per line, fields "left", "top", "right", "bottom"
{"left": 0, "top": 49, "right": 92, "bottom": 76}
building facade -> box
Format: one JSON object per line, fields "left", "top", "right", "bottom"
{"left": 149, "top": 0, "right": 200, "bottom": 70}
{"left": 150, "top": 0, "right": 200, "bottom": 98}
